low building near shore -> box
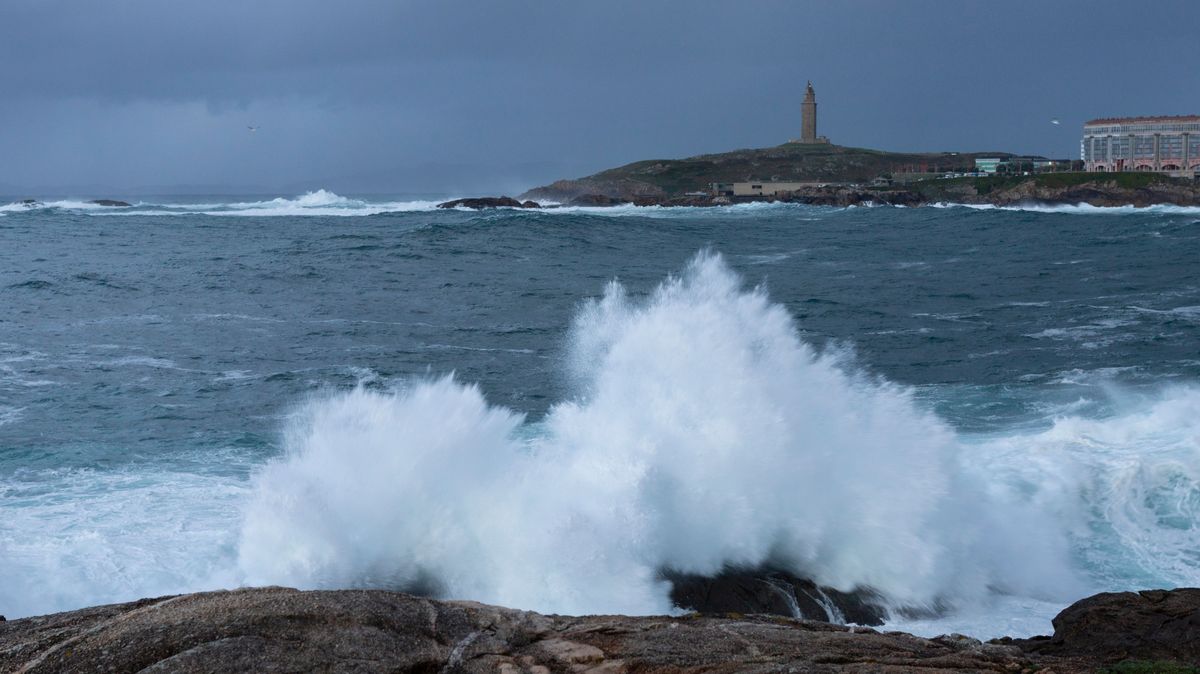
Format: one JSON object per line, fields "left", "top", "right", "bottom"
{"left": 975, "top": 157, "right": 1004, "bottom": 174}
{"left": 975, "top": 156, "right": 1074, "bottom": 175}
{"left": 731, "top": 181, "right": 828, "bottom": 196}
{"left": 1083, "top": 115, "right": 1200, "bottom": 176}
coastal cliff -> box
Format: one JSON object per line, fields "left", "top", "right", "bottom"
{"left": 2, "top": 587, "right": 1197, "bottom": 672}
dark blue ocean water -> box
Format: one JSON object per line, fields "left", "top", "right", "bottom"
{"left": 2, "top": 193, "right": 1198, "bottom": 635}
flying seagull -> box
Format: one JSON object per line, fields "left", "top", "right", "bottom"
{"left": 247, "top": 125, "right": 259, "bottom": 132}
{"left": 1051, "top": 119, "right": 1061, "bottom": 125}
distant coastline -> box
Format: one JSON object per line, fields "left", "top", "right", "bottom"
{"left": 504, "top": 143, "right": 1200, "bottom": 209}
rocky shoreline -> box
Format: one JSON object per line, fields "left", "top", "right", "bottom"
{"left": 440, "top": 175, "right": 1200, "bottom": 212}
{"left": 2, "top": 586, "right": 1196, "bottom": 672}
{"left": 434, "top": 173, "right": 1200, "bottom": 211}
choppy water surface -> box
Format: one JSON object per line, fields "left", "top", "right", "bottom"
{"left": 2, "top": 192, "right": 1199, "bottom": 637}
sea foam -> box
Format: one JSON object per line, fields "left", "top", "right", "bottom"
{"left": 4, "top": 252, "right": 1199, "bottom": 633}
{"left": 934, "top": 202, "right": 1200, "bottom": 215}
{"left": 236, "top": 252, "right": 1081, "bottom": 616}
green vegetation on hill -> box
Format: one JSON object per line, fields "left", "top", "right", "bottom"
{"left": 891, "top": 171, "right": 1200, "bottom": 207}
{"left": 522, "top": 142, "right": 1199, "bottom": 207}
{"left": 915, "top": 172, "right": 1176, "bottom": 195}
{"left": 1101, "top": 661, "right": 1200, "bottom": 674}
{"left": 524, "top": 143, "right": 1009, "bottom": 200}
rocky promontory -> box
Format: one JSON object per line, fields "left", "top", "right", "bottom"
{"left": 2, "top": 587, "right": 1197, "bottom": 672}
{"left": 519, "top": 143, "right": 997, "bottom": 203}
{"left": 516, "top": 140, "right": 1200, "bottom": 209}
{"left": 897, "top": 172, "right": 1200, "bottom": 208}
{"left": 446, "top": 173, "right": 1200, "bottom": 212}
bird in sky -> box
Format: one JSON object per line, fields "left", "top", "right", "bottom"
{"left": 247, "top": 125, "right": 259, "bottom": 132}
{"left": 1051, "top": 119, "right": 1061, "bottom": 125}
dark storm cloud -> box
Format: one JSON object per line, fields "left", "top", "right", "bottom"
{"left": 1, "top": 0, "right": 1196, "bottom": 194}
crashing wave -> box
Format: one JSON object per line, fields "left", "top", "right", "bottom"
{"left": 236, "top": 252, "right": 1081, "bottom": 617}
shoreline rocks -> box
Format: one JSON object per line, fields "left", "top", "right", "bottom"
{"left": 1004, "top": 589, "right": 1200, "bottom": 663}
{"left": 438, "top": 196, "right": 540, "bottom": 209}
{"left": 664, "top": 566, "right": 889, "bottom": 626}
{"left": 1, "top": 586, "right": 1196, "bottom": 672}
{"left": 514, "top": 174, "right": 1200, "bottom": 210}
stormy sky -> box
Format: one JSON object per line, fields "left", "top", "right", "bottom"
{"left": 1, "top": 0, "right": 1195, "bottom": 196}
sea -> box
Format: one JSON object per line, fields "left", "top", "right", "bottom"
{"left": 2, "top": 190, "right": 1199, "bottom": 638}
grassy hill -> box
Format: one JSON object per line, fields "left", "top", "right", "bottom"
{"left": 522, "top": 143, "right": 1011, "bottom": 200}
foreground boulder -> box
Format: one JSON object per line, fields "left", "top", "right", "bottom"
{"left": 3, "top": 586, "right": 1198, "bottom": 672}
{"left": 1007, "top": 588, "right": 1200, "bottom": 663}
{"left": 437, "top": 196, "right": 539, "bottom": 209}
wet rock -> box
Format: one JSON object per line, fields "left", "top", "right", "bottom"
{"left": 0, "top": 587, "right": 1037, "bottom": 673}
{"left": 438, "top": 196, "right": 531, "bottom": 209}
{"left": 664, "top": 566, "right": 889, "bottom": 626}
{"left": 7, "top": 587, "right": 1200, "bottom": 672}
{"left": 88, "top": 199, "right": 132, "bottom": 207}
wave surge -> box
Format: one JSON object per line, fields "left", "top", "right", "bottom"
{"left": 236, "top": 252, "right": 1080, "bottom": 617}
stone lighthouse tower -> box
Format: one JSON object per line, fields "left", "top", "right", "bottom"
{"left": 801, "top": 81, "right": 818, "bottom": 143}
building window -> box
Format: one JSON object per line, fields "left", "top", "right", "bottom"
{"left": 1160, "top": 135, "right": 1183, "bottom": 159}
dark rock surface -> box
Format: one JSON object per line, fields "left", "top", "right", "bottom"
{"left": 665, "top": 567, "right": 888, "bottom": 626}
{"left": 2, "top": 586, "right": 1197, "bottom": 672}
{"left": 567, "top": 193, "right": 627, "bottom": 206}
{"left": 88, "top": 199, "right": 132, "bottom": 207}
{"left": 913, "top": 177, "right": 1200, "bottom": 208}
{"left": 1008, "top": 588, "right": 1200, "bottom": 664}
{"left": 0, "top": 587, "right": 1030, "bottom": 673}
{"left": 437, "top": 196, "right": 539, "bottom": 209}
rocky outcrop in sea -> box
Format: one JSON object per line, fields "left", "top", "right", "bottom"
{"left": 437, "top": 196, "right": 539, "bottom": 209}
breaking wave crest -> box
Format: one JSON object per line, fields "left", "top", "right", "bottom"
{"left": 4, "top": 251, "right": 1199, "bottom": 634}
{"left": 2, "top": 190, "right": 443, "bottom": 217}
{"left": 933, "top": 202, "right": 1200, "bottom": 215}
{"left": 236, "top": 252, "right": 1083, "bottom": 617}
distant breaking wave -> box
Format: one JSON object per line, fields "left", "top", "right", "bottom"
{"left": 0, "top": 190, "right": 443, "bottom": 217}
{"left": 932, "top": 202, "right": 1200, "bottom": 215}
{"left": 5, "top": 189, "right": 1199, "bottom": 217}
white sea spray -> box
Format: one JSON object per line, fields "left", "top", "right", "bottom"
{"left": 235, "top": 252, "right": 1082, "bottom": 616}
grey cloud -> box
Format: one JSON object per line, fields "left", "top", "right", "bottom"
{"left": 1, "top": 0, "right": 1196, "bottom": 195}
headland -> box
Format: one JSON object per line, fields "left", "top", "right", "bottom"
{"left": 498, "top": 143, "right": 1200, "bottom": 209}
